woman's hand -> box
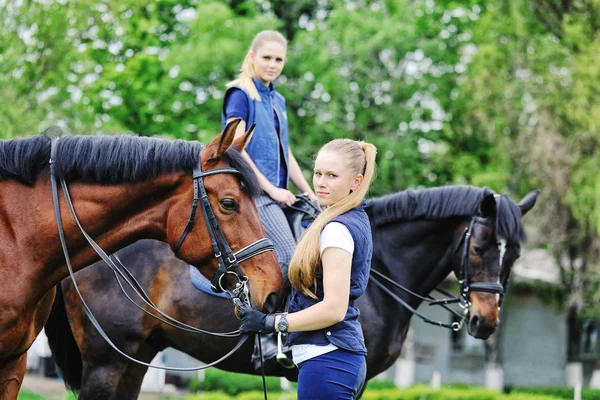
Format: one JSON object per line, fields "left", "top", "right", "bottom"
{"left": 267, "top": 187, "right": 297, "bottom": 207}
{"left": 307, "top": 191, "right": 319, "bottom": 204}
{"left": 234, "top": 299, "right": 276, "bottom": 334}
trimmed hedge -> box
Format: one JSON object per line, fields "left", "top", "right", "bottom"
{"left": 16, "top": 392, "right": 47, "bottom": 400}
{"left": 511, "top": 386, "right": 600, "bottom": 400}
{"left": 173, "top": 385, "right": 564, "bottom": 400}
{"left": 165, "top": 392, "right": 296, "bottom": 400}
{"left": 359, "top": 385, "right": 561, "bottom": 400}
{"left": 188, "top": 369, "right": 283, "bottom": 396}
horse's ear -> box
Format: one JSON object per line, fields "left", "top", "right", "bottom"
{"left": 518, "top": 189, "right": 540, "bottom": 217}
{"left": 232, "top": 123, "right": 255, "bottom": 153}
{"left": 478, "top": 193, "right": 497, "bottom": 218}
{"left": 206, "top": 118, "right": 241, "bottom": 160}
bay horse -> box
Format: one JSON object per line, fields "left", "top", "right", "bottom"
{"left": 45, "top": 186, "right": 539, "bottom": 399}
{"left": 0, "top": 120, "right": 283, "bottom": 400}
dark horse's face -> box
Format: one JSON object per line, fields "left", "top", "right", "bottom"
{"left": 454, "top": 191, "right": 537, "bottom": 340}
{"left": 167, "top": 120, "right": 283, "bottom": 312}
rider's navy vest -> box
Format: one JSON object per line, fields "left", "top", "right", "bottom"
{"left": 286, "top": 202, "right": 373, "bottom": 355}
{"left": 221, "top": 78, "right": 289, "bottom": 189}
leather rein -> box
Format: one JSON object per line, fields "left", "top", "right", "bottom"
{"left": 49, "top": 137, "right": 273, "bottom": 371}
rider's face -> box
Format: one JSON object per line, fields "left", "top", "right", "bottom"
{"left": 313, "top": 150, "right": 363, "bottom": 207}
{"left": 251, "top": 41, "right": 286, "bottom": 86}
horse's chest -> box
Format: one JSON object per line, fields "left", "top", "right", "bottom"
{"left": 0, "top": 289, "right": 54, "bottom": 360}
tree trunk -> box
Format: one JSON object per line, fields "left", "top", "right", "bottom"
{"left": 567, "top": 306, "right": 582, "bottom": 362}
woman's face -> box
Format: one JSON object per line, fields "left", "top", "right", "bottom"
{"left": 251, "top": 41, "right": 286, "bottom": 86}
{"left": 313, "top": 150, "right": 363, "bottom": 207}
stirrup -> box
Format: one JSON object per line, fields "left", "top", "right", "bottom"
{"left": 276, "top": 332, "right": 295, "bottom": 369}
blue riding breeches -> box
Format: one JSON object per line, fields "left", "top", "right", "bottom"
{"left": 297, "top": 349, "right": 367, "bottom": 400}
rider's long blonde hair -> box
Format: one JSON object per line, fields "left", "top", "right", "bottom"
{"left": 227, "top": 30, "right": 287, "bottom": 101}
{"left": 288, "top": 139, "right": 377, "bottom": 299}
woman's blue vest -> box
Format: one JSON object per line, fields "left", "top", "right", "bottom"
{"left": 221, "top": 78, "right": 289, "bottom": 189}
{"left": 286, "top": 202, "right": 373, "bottom": 355}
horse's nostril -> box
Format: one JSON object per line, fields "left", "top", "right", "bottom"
{"left": 470, "top": 314, "right": 482, "bottom": 330}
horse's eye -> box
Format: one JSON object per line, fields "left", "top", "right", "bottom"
{"left": 471, "top": 245, "right": 482, "bottom": 256}
{"left": 220, "top": 199, "right": 237, "bottom": 211}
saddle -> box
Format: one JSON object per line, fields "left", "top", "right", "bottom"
{"left": 282, "top": 194, "right": 321, "bottom": 242}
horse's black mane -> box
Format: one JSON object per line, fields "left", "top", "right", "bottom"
{"left": 0, "top": 131, "right": 261, "bottom": 196}
{"left": 366, "top": 185, "right": 526, "bottom": 243}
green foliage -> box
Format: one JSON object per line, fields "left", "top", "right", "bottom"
{"left": 169, "top": 385, "right": 565, "bottom": 400}
{"left": 511, "top": 386, "right": 600, "bottom": 400}
{"left": 169, "top": 391, "right": 295, "bottom": 400}
{"left": 365, "top": 378, "right": 398, "bottom": 390}
{"left": 189, "top": 368, "right": 283, "bottom": 396}
{"left": 510, "top": 279, "right": 567, "bottom": 307}
{"left": 16, "top": 391, "right": 47, "bottom": 400}
{"left": 358, "top": 385, "right": 561, "bottom": 400}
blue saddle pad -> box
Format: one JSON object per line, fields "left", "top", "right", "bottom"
{"left": 189, "top": 266, "right": 229, "bottom": 299}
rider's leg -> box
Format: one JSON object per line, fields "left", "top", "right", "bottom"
{"left": 255, "top": 194, "right": 296, "bottom": 290}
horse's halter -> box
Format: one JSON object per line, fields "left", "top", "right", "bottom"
{"left": 455, "top": 215, "right": 505, "bottom": 307}
{"left": 173, "top": 153, "right": 275, "bottom": 299}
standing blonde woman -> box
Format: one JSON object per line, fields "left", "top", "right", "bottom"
{"left": 221, "top": 30, "right": 317, "bottom": 287}
{"left": 237, "top": 139, "right": 377, "bottom": 400}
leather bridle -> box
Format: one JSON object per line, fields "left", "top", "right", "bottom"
{"left": 455, "top": 215, "right": 505, "bottom": 306}
{"left": 173, "top": 152, "right": 275, "bottom": 299}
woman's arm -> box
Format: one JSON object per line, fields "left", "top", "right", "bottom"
{"left": 275, "top": 247, "right": 351, "bottom": 332}
{"left": 288, "top": 149, "right": 318, "bottom": 202}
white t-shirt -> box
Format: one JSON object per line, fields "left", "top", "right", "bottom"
{"left": 319, "top": 222, "right": 355, "bottom": 256}
{"left": 291, "top": 222, "right": 355, "bottom": 365}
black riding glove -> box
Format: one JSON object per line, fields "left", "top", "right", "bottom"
{"left": 234, "top": 298, "right": 276, "bottom": 334}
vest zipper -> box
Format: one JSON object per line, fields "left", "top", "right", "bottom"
{"left": 270, "top": 96, "right": 289, "bottom": 188}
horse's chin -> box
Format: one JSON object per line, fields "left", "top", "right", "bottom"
{"left": 467, "top": 324, "right": 496, "bottom": 340}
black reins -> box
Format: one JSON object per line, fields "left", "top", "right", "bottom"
{"left": 49, "top": 137, "right": 272, "bottom": 371}
{"left": 370, "top": 215, "right": 506, "bottom": 331}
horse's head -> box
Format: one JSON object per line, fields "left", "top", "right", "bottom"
{"left": 167, "top": 119, "right": 283, "bottom": 312}
{"left": 454, "top": 189, "right": 539, "bottom": 339}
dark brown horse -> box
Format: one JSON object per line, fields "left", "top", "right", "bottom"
{"left": 46, "top": 186, "right": 539, "bottom": 399}
{"left": 0, "top": 120, "right": 283, "bottom": 399}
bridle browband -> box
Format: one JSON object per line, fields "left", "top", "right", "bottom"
{"left": 49, "top": 137, "right": 274, "bottom": 371}
{"left": 370, "top": 214, "right": 506, "bottom": 331}
{"left": 173, "top": 152, "right": 274, "bottom": 297}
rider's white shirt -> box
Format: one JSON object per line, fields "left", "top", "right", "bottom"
{"left": 291, "top": 222, "right": 354, "bottom": 365}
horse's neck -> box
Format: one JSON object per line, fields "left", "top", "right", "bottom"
{"left": 363, "top": 218, "right": 461, "bottom": 371}
{"left": 3, "top": 173, "right": 186, "bottom": 296}
{"left": 374, "top": 218, "right": 460, "bottom": 303}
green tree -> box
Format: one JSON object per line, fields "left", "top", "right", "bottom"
{"left": 454, "top": 0, "right": 600, "bottom": 363}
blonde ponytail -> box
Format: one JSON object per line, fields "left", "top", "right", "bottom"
{"left": 288, "top": 139, "right": 377, "bottom": 298}
{"left": 227, "top": 30, "right": 288, "bottom": 101}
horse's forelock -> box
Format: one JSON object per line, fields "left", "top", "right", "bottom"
{"left": 222, "top": 148, "right": 262, "bottom": 198}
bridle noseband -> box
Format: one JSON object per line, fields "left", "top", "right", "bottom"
{"left": 173, "top": 153, "right": 275, "bottom": 299}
